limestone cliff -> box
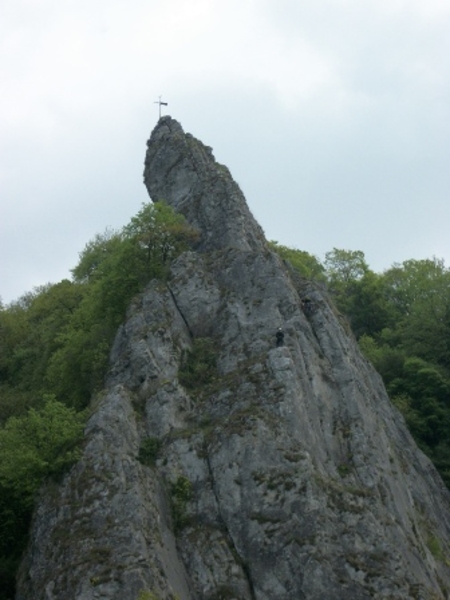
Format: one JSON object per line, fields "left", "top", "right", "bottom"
{"left": 17, "top": 117, "right": 450, "bottom": 599}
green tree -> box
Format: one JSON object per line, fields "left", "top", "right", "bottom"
{"left": 0, "top": 281, "right": 86, "bottom": 416}
{"left": 0, "top": 396, "right": 85, "bottom": 597}
{"left": 72, "top": 202, "right": 199, "bottom": 329}
{"left": 383, "top": 258, "right": 449, "bottom": 315}
{"left": 324, "top": 248, "right": 369, "bottom": 285}
{"left": 40, "top": 201, "right": 199, "bottom": 409}
{"left": 179, "top": 338, "right": 218, "bottom": 390}
{"left": 359, "top": 334, "right": 406, "bottom": 386}
{"left": 340, "top": 271, "right": 393, "bottom": 338}
{"left": 0, "top": 395, "right": 85, "bottom": 496}
{"left": 323, "top": 249, "right": 371, "bottom": 327}
{"left": 71, "top": 228, "right": 123, "bottom": 284}
{"left": 269, "top": 241, "right": 325, "bottom": 280}
{"left": 322, "top": 249, "right": 393, "bottom": 337}
{"left": 383, "top": 258, "right": 450, "bottom": 368}
{"left": 124, "top": 201, "right": 199, "bottom": 266}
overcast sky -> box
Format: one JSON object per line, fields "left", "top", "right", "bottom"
{"left": 1, "top": 0, "right": 449, "bottom": 304}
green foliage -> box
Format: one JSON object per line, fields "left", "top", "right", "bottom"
{"left": 389, "top": 358, "right": 450, "bottom": 446}
{"left": 0, "top": 280, "right": 86, "bottom": 410}
{"left": 170, "top": 476, "right": 193, "bottom": 532}
{"left": 179, "top": 337, "right": 218, "bottom": 390}
{"left": 48, "top": 202, "right": 198, "bottom": 408}
{"left": 359, "top": 334, "right": 405, "bottom": 385}
{"left": 0, "top": 202, "right": 198, "bottom": 413}
{"left": 0, "top": 396, "right": 85, "bottom": 597}
{"left": 301, "top": 248, "right": 394, "bottom": 338}
{"left": 123, "top": 201, "right": 199, "bottom": 268}
{"left": 269, "top": 241, "right": 325, "bottom": 280}
{"left": 335, "top": 272, "right": 393, "bottom": 338}
{"left": 0, "top": 395, "right": 85, "bottom": 494}
{"left": 337, "top": 464, "right": 351, "bottom": 477}
{"left": 426, "top": 534, "right": 446, "bottom": 562}
{"left": 71, "top": 202, "right": 198, "bottom": 333}
{"left": 323, "top": 249, "right": 389, "bottom": 337}
{"left": 324, "top": 248, "right": 368, "bottom": 284}
{"left": 70, "top": 228, "right": 123, "bottom": 284}
{"left": 138, "top": 437, "right": 161, "bottom": 466}
{"left": 136, "top": 591, "right": 161, "bottom": 600}
{"left": 0, "top": 384, "right": 34, "bottom": 425}
{"left": 171, "top": 476, "right": 193, "bottom": 503}
{"left": 381, "top": 258, "right": 450, "bottom": 365}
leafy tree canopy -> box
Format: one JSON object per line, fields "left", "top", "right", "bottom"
{"left": 324, "top": 248, "right": 369, "bottom": 285}
{"left": 0, "top": 395, "right": 85, "bottom": 499}
{"left": 0, "top": 396, "right": 85, "bottom": 598}
{"left": 1, "top": 201, "right": 198, "bottom": 413}
{"left": 269, "top": 241, "right": 325, "bottom": 280}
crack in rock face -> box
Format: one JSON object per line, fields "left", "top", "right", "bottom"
{"left": 16, "top": 117, "right": 450, "bottom": 600}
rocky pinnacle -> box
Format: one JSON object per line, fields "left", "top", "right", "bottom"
{"left": 143, "top": 116, "right": 266, "bottom": 252}
{"left": 17, "top": 118, "right": 450, "bottom": 600}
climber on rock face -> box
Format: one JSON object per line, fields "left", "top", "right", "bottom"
{"left": 276, "top": 328, "right": 284, "bottom": 347}
{"left": 302, "top": 297, "right": 312, "bottom": 315}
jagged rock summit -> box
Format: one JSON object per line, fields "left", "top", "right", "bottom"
{"left": 17, "top": 118, "right": 450, "bottom": 599}
{"left": 144, "top": 116, "right": 265, "bottom": 252}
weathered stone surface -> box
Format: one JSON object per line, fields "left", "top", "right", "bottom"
{"left": 17, "top": 118, "right": 450, "bottom": 599}
{"left": 143, "top": 116, "right": 266, "bottom": 253}
{"left": 17, "top": 385, "right": 192, "bottom": 600}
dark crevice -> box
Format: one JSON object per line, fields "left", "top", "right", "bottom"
{"left": 167, "top": 284, "right": 194, "bottom": 339}
{"left": 204, "top": 450, "right": 257, "bottom": 600}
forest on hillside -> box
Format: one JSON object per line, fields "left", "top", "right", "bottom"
{"left": 1, "top": 202, "right": 450, "bottom": 596}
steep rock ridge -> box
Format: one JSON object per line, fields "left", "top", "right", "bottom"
{"left": 143, "top": 116, "right": 265, "bottom": 252}
{"left": 17, "top": 119, "right": 450, "bottom": 600}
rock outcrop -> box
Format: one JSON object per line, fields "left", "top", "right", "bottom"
{"left": 17, "top": 117, "right": 450, "bottom": 599}
{"left": 143, "top": 117, "right": 265, "bottom": 253}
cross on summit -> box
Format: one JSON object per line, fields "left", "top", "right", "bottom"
{"left": 154, "top": 96, "right": 168, "bottom": 118}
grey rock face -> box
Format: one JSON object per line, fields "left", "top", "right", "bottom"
{"left": 143, "top": 116, "right": 266, "bottom": 252}
{"left": 17, "top": 118, "right": 450, "bottom": 599}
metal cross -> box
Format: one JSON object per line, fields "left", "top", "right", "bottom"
{"left": 154, "top": 96, "right": 168, "bottom": 118}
